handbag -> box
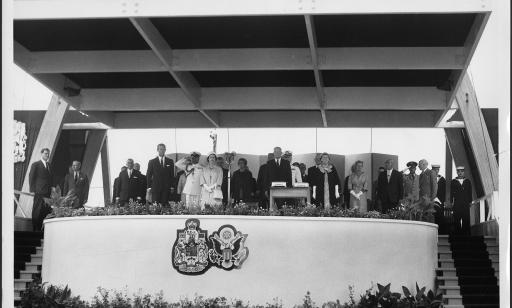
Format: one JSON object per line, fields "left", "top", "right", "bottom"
{"left": 213, "top": 188, "right": 223, "bottom": 200}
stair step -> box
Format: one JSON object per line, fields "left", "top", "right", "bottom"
{"left": 439, "top": 285, "right": 461, "bottom": 296}
{"left": 19, "top": 269, "right": 41, "bottom": 279}
{"left": 436, "top": 267, "right": 457, "bottom": 277}
{"left": 14, "top": 278, "right": 33, "bottom": 289}
{"left": 443, "top": 305, "right": 464, "bottom": 308}
{"left": 462, "top": 294, "right": 500, "bottom": 304}
{"left": 444, "top": 294, "right": 463, "bottom": 305}
{"left": 24, "top": 262, "right": 41, "bottom": 271}
{"left": 30, "top": 254, "right": 43, "bottom": 263}
{"left": 437, "top": 276, "right": 459, "bottom": 286}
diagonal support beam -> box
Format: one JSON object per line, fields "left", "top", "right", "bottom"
{"left": 435, "top": 12, "right": 490, "bottom": 127}
{"left": 305, "top": 15, "right": 327, "bottom": 127}
{"left": 129, "top": 17, "right": 219, "bottom": 128}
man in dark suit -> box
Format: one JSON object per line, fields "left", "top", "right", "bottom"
{"left": 216, "top": 156, "right": 229, "bottom": 205}
{"left": 62, "top": 160, "right": 89, "bottom": 208}
{"left": 377, "top": 159, "right": 403, "bottom": 213}
{"left": 450, "top": 166, "right": 472, "bottom": 235}
{"left": 306, "top": 153, "right": 321, "bottom": 204}
{"left": 29, "top": 148, "right": 54, "bottom": 231}
{"left": 112, "top": 166, "right": 127, "bottom": 203}
{"left": 432, "top": 164, "right": 446, "bottom": 226}
{"left": 343, "top": 175, "right": 350, "bottom": 209}
{"left": 256, "top": 153, "right": 274, "bottom": 208}
{"left": 116, "top": 159, "right": 144, "bottom": 205}
{"left": 265, "top": 147, "right": 292, "bottom": 209}
{"left": 134, "top": 163, "right": 147, "bottom": 203}
{"left": 372, "top": 167, "right": 385, "bottom": 211}
{"left": 146, "top": 144, "right": 174, "bottom": 205}
{"left": 418, "top": 159, "right": 438, "bottom": 202}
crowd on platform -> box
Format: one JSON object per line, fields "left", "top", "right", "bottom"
{"left": 27, "top": 145, "right": 473, "bottom": 235}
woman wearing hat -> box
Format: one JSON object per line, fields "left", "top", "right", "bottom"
{"left": 348, "top": 160, "right": 368, "bottom": 212}
{"left": 200, "top": 152, "right": 224, "bottom": 208}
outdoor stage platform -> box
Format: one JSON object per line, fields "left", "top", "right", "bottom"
{"left": 42, "top": 216, "right": 437, "bottom": 305}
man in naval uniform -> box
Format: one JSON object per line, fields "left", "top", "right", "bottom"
{"left": 450, "top": 166, "right": 472, "bottom": 235}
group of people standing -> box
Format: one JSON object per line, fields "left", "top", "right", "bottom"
{"left": 27, "top": 145, "right": 473, "bottom": 235}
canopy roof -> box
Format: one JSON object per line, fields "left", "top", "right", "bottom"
{"left": 13, "top": 0, "right": 491, "bottom": 128}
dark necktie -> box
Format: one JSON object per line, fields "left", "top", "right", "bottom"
{"left": 161, "top": 158, "right": 164, "bottom": 167}
{"left": 74, "top": 173, "right": 78, "bottom": 183}
{"left": 277, "top": 159, "right": 280, "bottom": 167}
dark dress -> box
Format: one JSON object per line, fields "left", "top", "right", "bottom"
{"left": 310, "top": 165, "right": 340, "bottom": 207}
{"left": 231, "top": 169, "right": 255, "bottom": 203}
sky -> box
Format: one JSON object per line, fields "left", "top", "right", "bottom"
{"left": 9, "top": 3, "right": 510, "bottom": 206}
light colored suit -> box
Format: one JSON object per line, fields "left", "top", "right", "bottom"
{"left": 176, "top": 158, "right": 203, "bottom": 206}
{"left": 403, "top": 172, "right": 419, "bottom": 201}
{"left": 419, "top": 168, "right": 437, "bottom": 201}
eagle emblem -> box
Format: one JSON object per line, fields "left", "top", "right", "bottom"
{"left": 172, "top": 219, "right": 210, "bottom": 275}
{"left": 208, "top": 225, "right": 249, "bottom": 270}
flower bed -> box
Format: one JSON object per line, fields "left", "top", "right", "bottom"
{"left": 46, "top": 198, "right": 436, "bottom": 223}
{"left": 21, "top": 278, "right": 443, "bottom": 308}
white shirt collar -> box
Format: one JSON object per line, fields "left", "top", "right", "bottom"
{"left": 41, "top": 159, "right": 48, "bottom": 166}
{"left": 387, "top": 169, "right": 393, "bottom": 175}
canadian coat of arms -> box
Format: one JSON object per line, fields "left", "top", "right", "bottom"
{"left": 172, "top": 219, "right": 249, "bottom": 275}
{"left": 172, "top": 219, "right": 210, "bottom": 275}
{"left": 208, "top": 224, "right": 249, "bottom": 270}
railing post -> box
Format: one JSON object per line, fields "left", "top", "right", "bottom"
{"left": 479, "top": 199, "right": 486, "bottom": 223}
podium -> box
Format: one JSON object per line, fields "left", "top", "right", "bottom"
{"left": 269, "top": 187, "right": 311, "bottom": 211}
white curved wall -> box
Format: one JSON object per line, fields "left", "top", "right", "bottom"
{"left": 42, "top": 216, "right": 437, "bottom": 306}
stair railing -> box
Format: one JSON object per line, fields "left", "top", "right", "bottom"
{"left": 14, "top": 189, "right": 34, "bottom": 218}
{"left": 469, "top": 191, "right": 498, "bottom": 225}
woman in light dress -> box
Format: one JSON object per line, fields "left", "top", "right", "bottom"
{"left": 200, "top": 152, "right": 224, "bottom": 208}
{"left": 348, "top": 160, "right": 368, "bottom": 212}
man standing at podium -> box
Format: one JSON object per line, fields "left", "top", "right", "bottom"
{"left": 146, "top": 143, "right": 174, "bottom": 205}
{"left": 265, "top": 147, "right": 292, "bottom": 209}
{"left": 29, "top": 148, "right": 54, "bottom": 231}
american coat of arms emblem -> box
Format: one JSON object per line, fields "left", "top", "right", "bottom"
{"left": 172, "top": 219, "right": 249, "bottom": 275}
{"left": 208, "top": 224, "right": 249, "bottom": 270}
{"left": 172, "top": 218, "right": 210, "bottom": 275}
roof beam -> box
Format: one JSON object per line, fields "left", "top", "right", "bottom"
{"left": 23, "top": 47, "right": 466, "bottom": 73}
{"left": 112, "top": 110, "right": 442, "bottom": 129}
{"left": 129, "top": 17, "right": 219, "bottom": 128}
{"left": 435, "top": 12, "right": 490, "bottom": 127}
{"left": 304, "top": 15, "right": 327, "bottom": 127}
{"left": 13, "top": 40, "right": 115, "bottom": 127}
{"left": 75, "top": 87, "right": 446, "bottom": 111}
{"left": 14, "top": 0, "right": 491, "bottom": 20}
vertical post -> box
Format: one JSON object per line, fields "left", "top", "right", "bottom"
{"left": 445, "top": 139, "right": 453, "bottom": 203}
{"left": 17, "top": 95, "right": 69, "bottom": 217}
{"left": 81, "top": 130, "right": 107, "bottom": 183}
{"left": 479, "top": 199, "right": 486, "bottom": 223}
{"left": 101, "top": 135, "right": 111, "bottom": 205}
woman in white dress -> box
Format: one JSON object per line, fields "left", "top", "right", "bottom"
{"left": 348, "top": 160, "right": 368, "bottom": 212}
{"left": 175, "top": 151, "right": 203, "bottom": 208}
{"left": 200, "top": 152, "right": 224, "bottom": 208}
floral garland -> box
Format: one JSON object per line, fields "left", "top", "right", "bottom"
{"left": 46, "top": 198, "right": 435, "bottom": 223}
